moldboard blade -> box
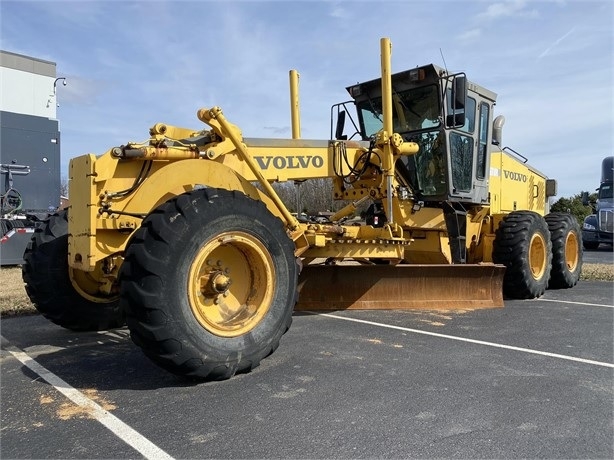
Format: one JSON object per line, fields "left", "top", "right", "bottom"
{"left": 295, "top": 264, "right": 505, "bottom": 310}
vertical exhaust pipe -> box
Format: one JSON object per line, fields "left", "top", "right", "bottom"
{"left": 289, "top": 70, "right": 301, "bottom": 139}
{"left": 380, "top": 38, "right": 393, "bottom": 138}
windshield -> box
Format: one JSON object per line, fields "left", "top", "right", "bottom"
{"left": 599, "top": 184, "right": 613, "bottom": 200}
{"left": 356, "top": 85, "right": 446, "bottom": 198}
{"left": 397, "top": 129, "right": 447, "bottom": 197}
{"left": 357, "top": 84, "right": 440, "bottom": 138}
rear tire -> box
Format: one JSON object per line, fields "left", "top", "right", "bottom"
{"left": 120, "top": 189, "right": 297, "bottom": 380}
{"left": 493, "top": 211, "right": 552, "bottom": 299}
{"left": 22, "top": 211, "right": 123, "bottom": 331}
{"left": 545, "top": 212, "right": 582, "bottom": 289}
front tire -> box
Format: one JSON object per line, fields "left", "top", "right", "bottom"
{"left": 545, "top": 212, "right": 582, "bottom": 289}
{"left": 120, "top": 189, "right": 297, "bottom": 380}
{"left": 22, "top": 211, "right": 123, "bottom": 331}
{"left": 493, "top": 211, "right": 552, "bottom": 299}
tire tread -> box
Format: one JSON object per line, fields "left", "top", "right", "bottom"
{"left": 120, "top": 189, "right": 297, "bottom": 380}
{"left": 21, "top": 211, "right": 124, "bottom": 331}
{"left": 493, "top": 211, "right": 552, "bottom": 299}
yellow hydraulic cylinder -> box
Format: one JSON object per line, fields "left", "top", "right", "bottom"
{"left": 198, "top": 107, "right": 301, "bottom": 231}
{"left": 329, "top": 196, "right": 370, "bottom": 222}
{"left": 110, "top": 146, "right": 200, "bottom": 160}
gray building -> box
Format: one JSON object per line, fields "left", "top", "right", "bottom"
{"left": 1, "top": 50, "right": 62, "bottom": 264}
{"left": 1, "top": 50, "right": 61, "bottom": 212}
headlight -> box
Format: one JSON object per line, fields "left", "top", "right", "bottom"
{"left": 583, "top": 222, "right": 596, "bottom": 230}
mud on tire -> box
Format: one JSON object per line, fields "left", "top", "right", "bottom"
{"left": 22, "top": 210, "right": 124, "bottom": 331}
{"left": 493, "top": 211, "right": 552, "bottom": 299}
{"left": 120, "top": 188, "right": 297, "bottom": 381}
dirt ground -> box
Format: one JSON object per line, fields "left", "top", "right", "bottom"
{"left": 1, "top": 264, "right": 612, "bottom": 317}
{"left": 0, "top": 267, "right": 36, "bottom": 316}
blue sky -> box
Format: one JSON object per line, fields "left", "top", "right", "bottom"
{"left": 1, "top": 0, "right": 612, "bottom": 199}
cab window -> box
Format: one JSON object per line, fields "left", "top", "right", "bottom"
{"left": 450, "top": 132, "right": 474, "bottom": 192}
{"left": 357, "top": 85, "right": 440, "bottom": 138}
{"left": 476, "top": 102, "right": 490, "bottom": 179}
{"left": 446, "top": 90, "right": 476, "bottom": 133}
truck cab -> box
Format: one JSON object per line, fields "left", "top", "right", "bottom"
{"left": 338, "top": 64, "right": 497, "bottom": 207}
{"left": 582, "top": 156, "right": 614, "bottom": 249}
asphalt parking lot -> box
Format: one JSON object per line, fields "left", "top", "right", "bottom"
{"left": 583, "top": 245, "right": 613, "bottom": 264}
{"left": 1, "top": 281, "right": 613, "bottom": 459}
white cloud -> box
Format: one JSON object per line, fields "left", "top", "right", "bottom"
{"left": 457, "top": 28, "right": 482, "bottom": 41}
{"left": 477, "top": 0, "right": 538, "bottom": 19}
{"left": 329, "top": 2, "right": 350, "bottom": 19}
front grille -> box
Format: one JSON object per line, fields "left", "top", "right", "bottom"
{"left": 599, "top": 209, "right": 614, "bottom": 233}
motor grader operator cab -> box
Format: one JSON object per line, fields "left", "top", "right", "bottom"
{"left": 334, "top": 64, "right": 497, "bottom": 207}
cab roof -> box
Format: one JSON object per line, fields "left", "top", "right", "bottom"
{"left": 347, "top": 63, "right": 497, "bottom": 103}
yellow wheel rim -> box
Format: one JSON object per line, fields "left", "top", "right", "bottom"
{"left": 528, "top": 232, "right": 547, "bottom": 279}
{"left": 565, "top": 231, "right": 579, "bottom": 272}
{"left": 188, "top": 231, "right": 275, "bottom": 338}
{"left": 69, "top": 263, "right": 119, "bottom": 304}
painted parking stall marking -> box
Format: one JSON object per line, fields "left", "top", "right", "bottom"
{"left": 312, "top": 313, "right": 614, "bottom": 369}
{"left": 532, "top": 298, "right": 614, "bottom": 308}
{"left": 2, "top": 337, "right": 174, "bottom": 460}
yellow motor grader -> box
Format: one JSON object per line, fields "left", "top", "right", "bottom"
{"left": 22, "top": 38, "right": 582, "bottom": 380}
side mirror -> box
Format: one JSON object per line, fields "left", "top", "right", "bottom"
{"left": 581, "top": 191, "right": 589, "bottom": 206}
{"left": 446, "top": 75, "right": 467, "bottom": 128}
{"left": 446, "top": 113, "right": 465, "bottom": 128}
{"left": 453, "top": 76, "right": 466, "bottom": 110}
{"left": 335, "top": 110, "right": 347, "bottom": 140}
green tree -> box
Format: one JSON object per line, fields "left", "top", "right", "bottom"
{"left": 550, "top": 192, "right": 596, "bottom": 225}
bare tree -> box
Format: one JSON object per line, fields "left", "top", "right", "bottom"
{"left": 272, "top": 179, "right": 347, "bottom": 215}
{"left": 60, "top": 178, "right": 69, "bottom": 197}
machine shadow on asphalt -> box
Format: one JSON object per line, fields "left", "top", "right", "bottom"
{"left": 2, "top": 322, "right": 201, "bottom": 391}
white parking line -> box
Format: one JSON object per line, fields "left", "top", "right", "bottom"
{"left": 2, "top": 338, "right": 174, "bottom": 460}
{"left": 97, "top": 330, "right": 130, "bottom": 339}
{"left": 533, "top": 298, "right": 614, "bottom": 308}
{"left": 312, "top": 313, "right": 614, "bottom": 369}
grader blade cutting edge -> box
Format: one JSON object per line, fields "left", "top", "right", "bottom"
{"left": 295, "top": 264, "right": 506, "bottom": 311}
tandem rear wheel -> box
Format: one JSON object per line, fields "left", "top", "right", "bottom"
{"left": 493, "top": 210, "right": 582, "bottom": 299}
{"left": 493, "top": 211, "right": 552, "bottom": 299}
{"left": 120, "top": 188, "right": 298, "bottom": 380}
{"left": 545, "top": 212, "right": 582, "bottom": 289}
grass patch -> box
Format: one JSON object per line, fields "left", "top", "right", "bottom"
{"left": 580, "top": 263, "right": 614, "bottom": 281}
{"left": 1, "top": 262, "right": 612, "bottom": 318}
